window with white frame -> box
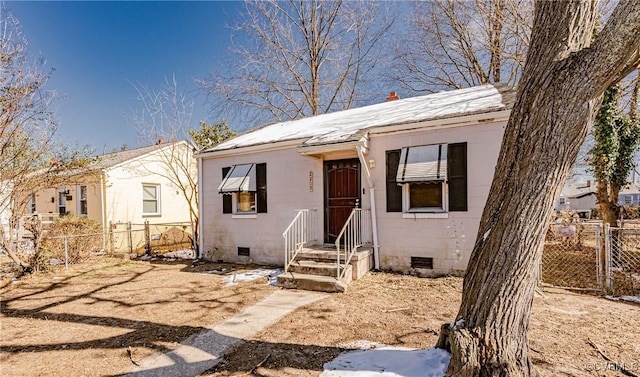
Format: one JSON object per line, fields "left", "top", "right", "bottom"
{"left": 397, "top": 144, "right": 448, "bottom": 212}
{"left": 142, "top": 184, "right": 161, "bottom": 216}
{"left": 559, "top": 197, "right": 567, "bottom": 206}
{"left": 27, "top": 193, "right": 36, "bottom": 214}
{"left": 78, "top": 185, "right": 88, "bottom": 216}
{"left": 624, "top": 195, "right": 632, "bottom": 205}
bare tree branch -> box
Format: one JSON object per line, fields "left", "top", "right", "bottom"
{"left": 199, "top": 0, "right": 395, "bottom": 129}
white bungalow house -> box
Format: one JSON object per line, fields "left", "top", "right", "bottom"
{"left": 9, "top": 141, "right": 197, "bottom": 252}
{"left": 197, "top": 84, "right": 515, "bottom": 291}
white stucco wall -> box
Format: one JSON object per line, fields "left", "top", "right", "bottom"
{"left": 200, "top": 119, "right": 506, "bottom": 273}
{"left": 104, "top": 146, "right": 195, "bottom": 225}
{"left": 200, "top": 147, "right": 325, "bottom": 265}
{"left": 368, "top": 120, "right": 506, "bottom": 274}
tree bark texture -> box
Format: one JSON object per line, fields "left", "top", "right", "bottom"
{"left": 437, "top": 1, "right": 640, "bottom": 376}
{"left": 596, "top": 180, "right": 619, "bottom": 228}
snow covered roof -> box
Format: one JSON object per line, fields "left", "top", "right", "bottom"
{"left": 201, "top": 84, "right": 515, "bottom": 154}
{"left": 91, "top": 142, "right": 181, "bottom": 170}
{"left": 44, "top": 140, "right": 190, "bottom": 178}
{"left": 560, "top": 182, "right": 596, "bottom": 199}
{"left": 620, "top": 183, "right": 640, "bottom": 195}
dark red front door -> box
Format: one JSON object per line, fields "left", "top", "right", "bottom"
{"left": 324, "top": 159, "right": 360, "bottom": 243}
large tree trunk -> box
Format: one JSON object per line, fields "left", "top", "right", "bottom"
{"left": 436, "top": 1, "right": 640, "bottom": 376}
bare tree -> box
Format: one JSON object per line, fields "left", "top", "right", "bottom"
{"left": 200, "top": 0, "right": 395, "bottom": 128}
{"left": 1, "top": 5, "right": 92, "bottom": 271}
{"left": 435, "top": 1, "right": 640, "bottom": 375}
{"left": 393, "top": 0, "right": 531, "bottom": 93}
{"left": 131, "top": 77, "right": 232, "bottom": 253}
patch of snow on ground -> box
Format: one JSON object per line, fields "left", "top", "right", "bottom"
{"left": 605, "top": 295, "right": 640, "bottom": 304}
{"left": 221, "top": 268, "right": 283, "bottom": 286}
{"left": 321, "top": 344, "right": 450, "bottom": 377}
{"left": 162, "top": 249, "right": 195, "bottom": 259}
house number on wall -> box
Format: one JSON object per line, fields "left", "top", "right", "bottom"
{"left": 309, "top": 171, "right": 313, "bottom": 192}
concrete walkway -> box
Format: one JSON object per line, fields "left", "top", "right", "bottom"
{"left": 125, "top": 289, "right": 326, "bottom": 377}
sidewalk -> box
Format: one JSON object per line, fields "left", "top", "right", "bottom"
{"left": 125, "top": 289, "right": 326, "bottom": 377}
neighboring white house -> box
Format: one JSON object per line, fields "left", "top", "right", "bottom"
{"left": 556, "top": 181, "right": 597, "bottom": 217}
{"left": 22, "top": 140, "right": 196, "bottom": 227}
{"left": 197, "top": 84, "right": 515, "bottom": 277}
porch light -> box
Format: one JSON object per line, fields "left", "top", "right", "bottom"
{"left": 368, "top": 159, "right": 375, "bottom": 169}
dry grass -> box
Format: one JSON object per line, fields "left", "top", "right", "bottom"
{"left": 1, "top": 257, "right": 639, "bottom": 377}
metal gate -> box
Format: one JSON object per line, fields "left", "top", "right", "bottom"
{"left": 607, "top": 225, "right": 640, "bottom": 296}
{"left": 542, "top": 221, "right": 640, "bottom": 296}
{"left": 541, "top": 222, "right": 604, "bottom": 292}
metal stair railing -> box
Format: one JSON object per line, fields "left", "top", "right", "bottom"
{"left": 283, "top": 209, "right": 316, "bottom": 273}
{"left": 335, "top": 208, "right": 372, "bottom": 280}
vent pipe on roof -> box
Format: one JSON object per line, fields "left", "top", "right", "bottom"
{"left": 156, "top": 139, "right": 164, "bottom": 145}
{"left": 385, "top": 91, "right": 400, "bottom": 102}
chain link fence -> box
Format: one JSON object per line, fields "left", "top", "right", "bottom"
{"left": 109, "top": 221, "right": 194, "bottom": 256}
{"left": 541, "top": 220, "right": 640, "bottom": 297}
{"left": 541, "top": 222, "right": 603, "bottom": 292}
{"left": 608, "top": 223, "right": 640, "bottom": 296}
{"left": 8, "top": 220, "right": 195, "bottom": 271}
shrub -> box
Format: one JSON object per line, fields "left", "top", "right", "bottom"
{"left": 41, "top": 216, "right": 103, "bottom": 264}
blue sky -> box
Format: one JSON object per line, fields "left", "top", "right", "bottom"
{"left": 5, "top": 1, "right": 243, "bottom": 152}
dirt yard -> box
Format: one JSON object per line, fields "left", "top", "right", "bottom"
{"left": 1, "top": 256, "right": 639, "bottom": 377}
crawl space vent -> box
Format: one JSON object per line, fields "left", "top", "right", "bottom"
{"left": 411, "top": 256, "right": 433, "bottom": 269}
{"left": 237, "top": 247, "right": 250, "bottom": 257}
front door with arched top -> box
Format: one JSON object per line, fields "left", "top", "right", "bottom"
{"left": 324, "top": 158, "right": 361, "bottom": 243}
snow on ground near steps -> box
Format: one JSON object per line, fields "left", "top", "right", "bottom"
{"left": 220, "top": 268, "right": 283, "bottom": 286}
{"left": 605, "top": 295, "right": 640, "bottom": 304}
{"left": 321, "top": 341, "right": 450, "bottom": 377}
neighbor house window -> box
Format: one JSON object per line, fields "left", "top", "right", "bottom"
{"left": 142, "top": 184, "right": 161, "bottom": 216}
{"left": 386, "top": 143, "right": 467, "bottom": 214}
{"left": 559, "top": 197, "right": 567, "bottom": 206}
{"left": 28, "top": 193, "right": 36, "bottom": 214}
{"left": 219, "top": 163, "right": 267, "bottom": 215}
{"left": 78, "top": 185, "right": 88, "bottom": 216}
{"left": 58, "top": 189, "right": 68, "bottom": 216}
{"left": 624, "top": 195, "right": 632, "bottom": 205}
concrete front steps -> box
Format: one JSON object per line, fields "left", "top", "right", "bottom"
{"left": 277, "top": 245, "right": 373, "bottom": 293}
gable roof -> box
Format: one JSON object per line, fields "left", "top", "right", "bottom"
{"left": 561, "top": 183, "right": 596, "bottom": 199}
{"left": 620, "top": 183, "right": 640, "bottom": 195}
{"left": 91, "top": 141, "right": 183, "bottom": 170}
{"left": 52, "top": 140, "right": 189, "bottom": 178}
{"left": 201, "top": 83, "right": 515, "bottom": 154}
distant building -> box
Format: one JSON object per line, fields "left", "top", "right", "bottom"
{"left": 556, "top": 180, "right": 596, "bottom": 217}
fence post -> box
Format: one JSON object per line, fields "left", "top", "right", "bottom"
{"left": 596, "top": 225, "right": 603, "bottom": 291}
{"left": 144, "top": 220, "right": 151, "bottom": 255}
{"left": 605, "top": 223, "right": 612, "bottom": 293}
{"left": 101, "top": 223, "right": 107, "bottom": 253}
{"left": 127, "top": 222, "right": 133, "bottom": 255}
{"left": 64, "top": 236, "right": 69, "bottom": 270}
{"left": 108, "top": 221, "right": 113, "bottom": 253}
{"left": 190, "top": 221, "right": 197, "bottom": 258}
